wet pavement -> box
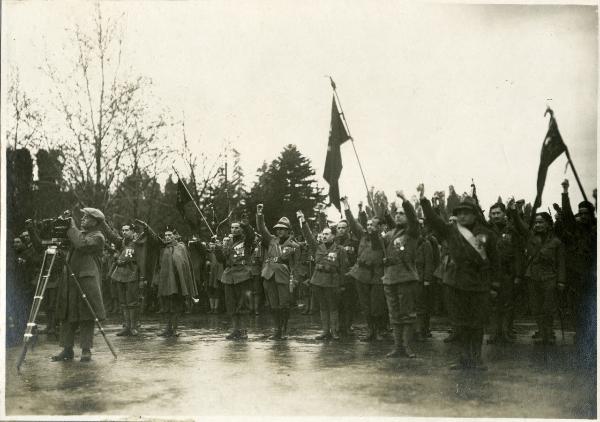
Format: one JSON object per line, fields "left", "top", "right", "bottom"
{"left": 5, "top": 311, "right": 596, "bottom": 418}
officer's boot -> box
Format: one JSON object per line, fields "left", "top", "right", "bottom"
{"left": 281, "top": 308, "right": 289, "bottom": 339}
{"left": 450, "top": 328, "right": 470, "bottom": 370}
{"left": 501, "top": 315, "right": 514, "bottom": 343}
{"left": 424, "top": 313, "right": 432, "bottom": 338}
{"left": 171, "top": 312, "right": 180, "bottom": 337}
{"left": 117, "top": 307, "right": 131, "bottom": 336}
{"left": 315, "top": 310, "right": 331, "bottom": 340}
{"left": 361, "top": 316, "right": 375, "bottom": 342}
{"left": 253, "top": 295, "right": 261, "bottom": 316}
{"left": 129, "top": 308, "right": 139, "bottom": 336}
{"left": 402, "top": 324, "right": 417, "bottom": 358}
{"left": 158, "top": 313, "right": 172, "bottom": 337}
{"left": 226, "top": 315, "right": 240, "bottom": 340}
{"left": 330, "top": 311, "right": 340, "bottom": 340}
{"left": 270, "top": 309, "right": 282, "bottom": 340}
{"left": 416, "top": 315, "right": 426, "bottom": 342}
{"left": 471, "top": 328, "right": 487, "bottom": 370}
{"left": 375, "top": 316, "right": 385, "bottom": 341}
{"left": 386, "top": 324, "right": 404, "bottom": 357}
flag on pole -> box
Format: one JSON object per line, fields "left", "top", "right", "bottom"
{"left": 534, "top": 109, "right": 566, "bottom": 208}
{"left": 323, "top": 96, "right": 350, "bottom": 211}
{"left": 176, "top": 178, "right": 194, "bottom": 216}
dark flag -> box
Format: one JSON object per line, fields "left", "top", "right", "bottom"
{"left": 176, "top": 178, "right": 193, "bottom": 216}
{"left": 534, "top": 109, "right": 566, "bottom": 208}
{"left": 323, "top": 96, "right": 350, "bottom": 211}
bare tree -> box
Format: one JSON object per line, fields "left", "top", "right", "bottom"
{"left": 5, "top": 68, "right": 48, "bottom": 151}
{"left": 43, "top": 4, "right": 171, "bottom": 208}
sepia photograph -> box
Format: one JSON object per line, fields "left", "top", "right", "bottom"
{"left": 1, "top": 0, "right": 597, "bottom": 419}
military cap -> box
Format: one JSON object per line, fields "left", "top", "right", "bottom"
{"left": 273, "top": 217, "right": 291, "bottom": 230}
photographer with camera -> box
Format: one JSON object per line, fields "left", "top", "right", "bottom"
{"left": 52, "top": 208, "right": 107, "bottom": 363}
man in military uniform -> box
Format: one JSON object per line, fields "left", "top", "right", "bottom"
{"left": 256, "top": 204, "right": 299, "bottom": 339}
{"left": 216, "top": 219, "right": 255, "bottom": 340}
{"left": 298, "top": 211, "right": 348, "bottom": 340}
{"left": 487, "top": 202, "right": 522, "bottom": 344}
{"left": 420, "top": 185, "right": 499, "bottom": 370}
{"left": 509, "top": 201, "right": 565, "bottom": 346}
{"left": 52, "top": 208, "right": 107, "bottom": 363}
{"left": 381, "top": 191, "right": 421, "bottom": 358}
{"left": 341, "top": 196, "right": 386, "bottom": 342}
{"left": 103, "top": 222, "right": 144, "bottom": 336}
{"left": 415, "top": 222, "right": 435, "bottom": 341}
{"left": 334, "top": 218, "right": 359, "bottom": 337}
{"left": 559, "top": 180, "right": 596, "bottom": 367}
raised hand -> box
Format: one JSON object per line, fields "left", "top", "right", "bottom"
{"left": 416, "top": 183, "right": 425, "bottom": 199}
{"left": 561, "top": 179, "right": 569, "bottom": 193}
{"left": 396, "top": 190, "right": 405, "bottom": 201}
{"left": 257, "top": 203, "right": 264, "bottom": 214}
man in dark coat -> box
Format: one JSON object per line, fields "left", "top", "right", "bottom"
{"left": 52, "top": 208, "right": 107, "bottom": 363}
{"left": 487, "top": 202, "right": 522, "bottom": 344}
{"left": 420, "top": 184, "right": 499, "bottom": 370}
{"left": 153, "top": 229, "right": 198, "bottom": 337}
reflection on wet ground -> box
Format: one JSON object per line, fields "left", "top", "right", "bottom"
{"left": 6, "top": 312, "right": 596, "bottom": 418}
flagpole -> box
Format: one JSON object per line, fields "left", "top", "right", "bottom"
{"left": 172, "top": 166, "right": 216, "bottom": 237}
{"left": 329, "top": 77, "right": 377, "bottom": 214}
{"left": 544, "top": 107, "right": 589, "bottom": 203}
{"left": 564, "top": 148, "right": 589, "bottom": 203}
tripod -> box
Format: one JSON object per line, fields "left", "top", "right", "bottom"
{"left": 16, "top": 246, "right": 117, "bottom": 371}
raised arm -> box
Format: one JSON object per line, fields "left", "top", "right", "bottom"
{"left": 560, "top": 180, "right": 576, "bottom": 229}
{"left": 255, "top": 203, "right": 273, "bottom": 241}
{"left": 297, "top": 211, "right": 317, "bottom": 250}
{"left": 397, "top": 190, "right": 420, "bottom": 238}
{"left": 506, "top": 199, "right": 529, "bottom": 238}
{"left": 341, "top": 197, "right": 365, "bottom": 238}
{"left": 418, "top": 184, "right": 450, "bottom": 240}
{"left": 101, "top": 220, "right": 124, "bottom": 249}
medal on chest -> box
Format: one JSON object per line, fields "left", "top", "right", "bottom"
{"left": 327, "top": 251, "right": 338, "bottom": 262}
{"left": 233, "top": 243, "right": 245, "bottom": 258}
{"left": 393, "top": 237, "right": 405, "bottom": 251}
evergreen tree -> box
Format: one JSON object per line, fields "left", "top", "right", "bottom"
{"left": 246, "top": 144, "right": 326, "bottom": 232}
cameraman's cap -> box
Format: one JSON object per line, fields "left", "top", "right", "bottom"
{"left": 273, "top": 217, "right": 291, "bottom": 230}
{"left": 82, "top": 207, "right": 105, "bottom": 222}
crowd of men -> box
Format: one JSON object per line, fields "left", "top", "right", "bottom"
{"left": 6, "top": 179, "right": 597, "bottom": 370}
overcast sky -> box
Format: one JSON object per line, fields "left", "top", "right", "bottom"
{"left": 2, "top": 1, "right": 597, "bottom": 219}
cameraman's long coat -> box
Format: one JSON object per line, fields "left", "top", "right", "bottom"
{"left": 56, "top": 227, "right": 106, "bottom": 322}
